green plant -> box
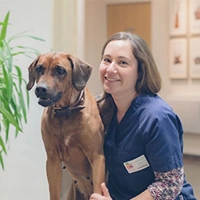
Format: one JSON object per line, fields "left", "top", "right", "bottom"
{"left": 0, "top": 11, "right": 44, "bottom": 170}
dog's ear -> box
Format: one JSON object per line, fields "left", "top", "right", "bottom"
{"left": 67, "top": 55, "right": 92, "bottom": 91}
{"left": 26, "top": 56, "right": 40, "bottom": 91}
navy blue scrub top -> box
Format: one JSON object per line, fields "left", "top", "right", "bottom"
{"left": 104, "top": 94, "right": 196, "bottom": 200}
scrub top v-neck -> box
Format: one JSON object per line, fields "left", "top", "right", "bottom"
{"left": 104, "top": 94, "right": 196, "bottom": 200}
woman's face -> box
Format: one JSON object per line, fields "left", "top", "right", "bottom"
{"left": 100, "top": 40, "right": 138, "bottom": 98}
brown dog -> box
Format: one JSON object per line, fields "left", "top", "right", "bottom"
{"left": 26, "top": 52, "right": 105, "bottom": 200}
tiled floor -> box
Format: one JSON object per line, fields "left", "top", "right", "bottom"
{"left": 183, "top": 154, "right": 200, "bottom": 199}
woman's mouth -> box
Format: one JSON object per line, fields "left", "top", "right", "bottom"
{"left": 105, "top": 77, "right": 120, "bottom": 82}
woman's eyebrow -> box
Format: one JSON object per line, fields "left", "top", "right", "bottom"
{"left": 118, "top": 56, "right": 132, "bottom": 61}
{"left": 118, "top": 56, "right": 128, "bottom": 59}
{"left": 103, "top": 54, "right": 111, "bottom": 57}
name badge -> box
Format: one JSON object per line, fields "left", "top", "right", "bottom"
{"left": 123, "top": 155, "right": 150, "bottom": 174}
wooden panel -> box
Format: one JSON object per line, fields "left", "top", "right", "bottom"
{"left": 107, "top": 2, "right": 151, "bottom": 48}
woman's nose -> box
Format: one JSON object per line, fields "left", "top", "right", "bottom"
{"left": 106, "top": 62, "right": 117, "bottom": 73}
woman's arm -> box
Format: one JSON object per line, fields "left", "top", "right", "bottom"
{"left": 132, "top": 167, "right": 184, "bottom": 200}
{"left": 147, "top": 167, "right": 184, "bottom": 200}
{"left": 90, "top": 183, "right": 154, "bottom": 200}
{"left": 90, "top": 167, "right": 184, "bottom": 200}
{"left": 130, "top": 189, "right": 154, "bottom": 200}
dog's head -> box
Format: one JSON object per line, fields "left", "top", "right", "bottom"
{"left": 26, "top": 52, "right": 92, "bottom": 107}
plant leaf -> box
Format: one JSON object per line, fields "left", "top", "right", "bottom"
{"left": 0, "top": 135, "right": 7, "bottom": 154}
{"left": 0, "top": 11, "right": 43, "bottom": 170}
{"left": 0, "top": 152, "right": 5, "bottom": 170}
{"left": 2, "top": 62, "right": 12, "bottom": 101}
{"left": 0, "top": 106, "right": 22, "bottom": 132}
{"left": 8, "top": 31, "right": 45, "bottom": 43}
{"left": 0, "top": 11, "right": 9, "bottom": 47}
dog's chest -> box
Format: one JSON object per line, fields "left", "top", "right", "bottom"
{"left": 64, "top": 134, "right": 72, "bottom": 147}
{"left": 43, "top": 115, "right": 82, "bottom": 144}
{"left": 43, "top": 120, "right": 84, "bottom": 162}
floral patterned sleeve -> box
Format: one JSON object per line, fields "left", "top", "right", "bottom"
{"left": 147, "top": 167, "right": 184, "bottom": 200}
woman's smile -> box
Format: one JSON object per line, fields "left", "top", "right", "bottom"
{"left": 105, "top": 76, "right": 121, "bottom": 82}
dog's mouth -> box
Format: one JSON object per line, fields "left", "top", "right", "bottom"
{"left": 38, "top": 92, "right": 62, "bottom": 107}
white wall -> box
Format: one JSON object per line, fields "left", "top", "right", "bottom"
{"left": 0, "top": 0, "right": 53, "bottom": 199}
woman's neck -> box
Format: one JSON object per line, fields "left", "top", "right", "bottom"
{"left": 112, "top": 92, "right": 138, "bottom": 123}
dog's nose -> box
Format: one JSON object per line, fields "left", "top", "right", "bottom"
{"left": 35, "top": 86, "right": 47, "bottom": 97}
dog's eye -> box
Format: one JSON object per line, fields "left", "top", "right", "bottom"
{"left": 55, "top": 66, "right": 66, "bottom": 76}
{"left": 35, "top": 65, "right": 44, "bottom": 75}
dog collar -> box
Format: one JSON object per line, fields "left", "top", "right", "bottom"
{"left": 52, "top": 90, "right": 85, "bottom": 117}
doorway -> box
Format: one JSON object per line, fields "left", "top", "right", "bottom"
{"left": 107, "top": 2, "right": 151, "bottom": 48}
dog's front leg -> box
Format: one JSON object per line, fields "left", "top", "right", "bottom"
{"left": 91, "top": 154, "right": 105, "bottom": 194}
{"left": 46, "top": 155, "right": 62, "bottom": 200}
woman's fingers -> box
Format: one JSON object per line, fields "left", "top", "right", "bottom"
{"left": 101, "top": 183, "right": 110, "bottom": 197}
{"left": 89, "top": 183, "right": 112, "bottom": 200}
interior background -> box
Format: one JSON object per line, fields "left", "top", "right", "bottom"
{"left": 0, "top": 0, "right": 199, "bottom": 199}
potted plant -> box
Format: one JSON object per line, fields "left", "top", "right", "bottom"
{"left": 0, "top": 11, "right": 44, "bottom": 169}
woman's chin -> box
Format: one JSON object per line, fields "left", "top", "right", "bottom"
{"left": 103, "top": 86, "right": 111, "bottom": 93}
{"left": 103, "top": 88, "right": 116, "bottom": 95}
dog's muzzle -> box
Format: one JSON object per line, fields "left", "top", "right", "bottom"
{"left": 35, "top": 86, "right": 62, "bottom": 107}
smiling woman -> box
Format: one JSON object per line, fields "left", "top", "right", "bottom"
{"left": 90, "top": 32, "right": 197, "bottom": 200}
{"left": 100, "top": 40, "right": 138, "bottom": 108}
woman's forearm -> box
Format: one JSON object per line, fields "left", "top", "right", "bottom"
{"left": 130, "top": 189, "right": 154, "bottom": 200}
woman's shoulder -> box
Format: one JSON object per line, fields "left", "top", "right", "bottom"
{"left": 134, "top": 94, "right": 175, "bottom": 118}
{"left": 135, "top": 94, "right": 183, "bottom": 137}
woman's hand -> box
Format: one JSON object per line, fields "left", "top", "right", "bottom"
{"left": 90, "top": 183, "right": 112, "bottom": 200}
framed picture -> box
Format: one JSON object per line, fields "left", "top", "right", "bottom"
{"left": 189, "top": 37, "right": 200, "bottom": 78}
{"left": 189, "top": 0, "right": 200, "bottom": 34}
{"left": 169, "top": 0, "right": 187, "bottom": 36}
{"left": 169, "top": 38, "right": 187, "bottom": 79}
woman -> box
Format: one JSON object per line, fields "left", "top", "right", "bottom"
{"left": 90, "top": 32, "right": 196, "bottom": 200}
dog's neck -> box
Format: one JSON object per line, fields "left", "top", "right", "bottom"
{"left": 52, "top": 90, "right": 85, "bottom": 117}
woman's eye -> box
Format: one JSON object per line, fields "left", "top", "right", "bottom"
{"left": 120, "top": 61, "right": 128, "bottom": 65}
{"left": 103, "top": 58, "right": 111, "bottom": 63}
